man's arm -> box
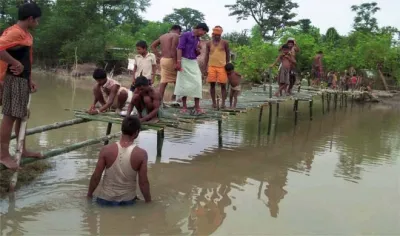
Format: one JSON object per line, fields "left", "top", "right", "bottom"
{"left": 150, "top": 38, "right": 161, "bottom": 59}
{"left": 176, "top": 34, "right": 187, "bottom": 69}
{"left": 0, "top": 50, "right": 23, "bottom": 75}
{"left": 225, "top": 41, "right": 230, "bottom": 63}
{"left": 270, "top": 55, "right": 281, "bottom": 67}
{"left": 87, "top": 147, "right": 106, "bottom": 198}
{"left": 138, "top": 150, "right": 151, "bottom": 202}
{"left": 151, "top": 54, "right": 157, "bottom": 84}
{"left": 132, "top": 63, "right": 137, "bottom": 83}
{"left": 141, "top": 93, "right": 160, "bottom": 122}
{"left": 204, "top": 42, "right": 210, "bottom": 69}
{"left": 97, "top": 84, "right": 119, "bottom": 113}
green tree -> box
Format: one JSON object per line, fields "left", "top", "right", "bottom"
{"left": 224, "top": 30, "right": 250, "bottom": 46}
{"left": 225, "top": 0, "right": 298, "bottom": 42}
{"left": 163, "top": 8, "right": 205, "bottom": 32}
{"left": 351, "top": 2, "right": 380, "bottom": 32}
{"left": 298, "top": 19, "right": 311, "bottom": 34}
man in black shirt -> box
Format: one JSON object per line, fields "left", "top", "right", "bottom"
{"left": 0, "top": 3, "right": 42, "bottom": 170}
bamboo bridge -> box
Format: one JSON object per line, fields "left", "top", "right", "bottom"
{"left": 0, "top": 84, "right": 378, "bottom": 171}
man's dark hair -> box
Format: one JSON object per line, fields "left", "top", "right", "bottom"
{"left": 195, "top": 23, "right": 209, "bottom": 32}
{"left": 281, "top": 44, "right": 290, "bottom": 49}
{"left": 317, "top": 50, "right": 323, "bottom": 54}
{"left": 135, "top": 75, "right": 149, "bottom": 87}
{"left": 171, "top": 25, "right": 182, "bottom": 32}
{"left": 225, "top": 63, "right": 234, "bottom": 72}
{"left": 136, "top": 40, "right": 148, "bottom": 49}
{"left": 121, "top": 116, "right": 141, "bottom": 136}
{"left": 93, "top": 68, "right": 107, "bottom": 80}
{"left": 18, "top": 3, "right": 42, "bottom": 21}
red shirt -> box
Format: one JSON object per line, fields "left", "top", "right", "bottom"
{"left": 351, "top": 76, "right": 357, "bottom": 84}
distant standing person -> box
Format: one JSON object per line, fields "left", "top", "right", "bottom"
{"left": 0, "top": 3, "right": 43, "bottom": 169}
{"left": 132, "top": 41, "right": 156, "bottom": 89}
{"left": 150, "top": 25, "right": 182, "bottom": 103}
{"left": 87, "top": 116, "right": 151, "bottom": 206}
{"left": 311, "top": 51, "right": 323, "bottom": 86}
{"left": 225, "top": 63, "right": 241, "bottom": 108}
{"left": 270, "top": 44, "right": 297, "bottom": 96}
{"left": 205, "top": 26, "right": 230, "bottom": 109}
{"left": 175, "top": 23, "right": 209, "bottom": 115}
{"left": 286, "top": 38, "right": 300, "bottom": 94}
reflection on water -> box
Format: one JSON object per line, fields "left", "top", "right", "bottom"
{"left": 1, "top": 74, "right": 400, "bottom": 235}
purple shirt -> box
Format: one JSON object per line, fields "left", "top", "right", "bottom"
{"left": 177, "top": 31, "right": 199, "bottom": 60}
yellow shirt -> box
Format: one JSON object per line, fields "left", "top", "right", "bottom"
{"left": 208, "top": 41, "right": 227, "bottom": 67}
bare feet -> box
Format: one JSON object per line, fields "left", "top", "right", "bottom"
{"left": 22, "top": 150, "right": 43, "bottom": 159}
{"left": 0, "top": 155, "right": 19, "bottom": 170}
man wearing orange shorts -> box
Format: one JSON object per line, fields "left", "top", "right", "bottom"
{"left": 205, "top": 26, "right": 230, "bottom": 109}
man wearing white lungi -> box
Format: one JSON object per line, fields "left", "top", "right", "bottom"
{"left": 175, "top": 23, "right": 209, "bottom": 115}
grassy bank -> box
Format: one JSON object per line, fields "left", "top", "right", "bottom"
{"left": 0, "top": 161, "right": 52, "bottom": 197}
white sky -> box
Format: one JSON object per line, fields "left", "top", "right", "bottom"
{"left": 143, "top": 0, "right": 400, "bottom": 35}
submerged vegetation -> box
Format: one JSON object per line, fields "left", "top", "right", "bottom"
{"left": 0, "top": 161, "right": 52, "bottom": 197}
{"left": 0, "top": 0, "right": 399, "bottom": 83}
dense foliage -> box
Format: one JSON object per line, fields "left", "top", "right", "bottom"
{"left": 0, "top": 0, "right": 399, "bottom": 83}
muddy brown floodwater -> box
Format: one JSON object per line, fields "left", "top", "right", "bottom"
{"left": 1, "top": 73, "right": 400, "bottom": 235}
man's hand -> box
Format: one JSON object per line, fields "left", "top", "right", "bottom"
{"left": 9, "top": 61, "right": 24, "bottom": 75}
{"left": 30, "top": 81, "right": 38, "bottom": 93}
{"left": 88, "top": 109, "right": 100, "bottom": 115}
{"left": 175, "top": 60, "right": 182, "bottom": 71}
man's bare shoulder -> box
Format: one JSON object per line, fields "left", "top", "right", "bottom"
{"left": 101, "top": 143, "right": 117, "bottom": 156}
{"left": 131, "top": 146, "right": 147, "bottom": 160}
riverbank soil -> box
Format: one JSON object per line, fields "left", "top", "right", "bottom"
{"left": 0, "top": 161, "right": 52, "bottom": 197}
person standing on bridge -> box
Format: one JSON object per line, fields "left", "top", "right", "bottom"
{"left": 0, "top": 3, "right": 43, "bottom": 170}
{"left": 286, "top": 38, "right": 300, "bottom": 94}
{"left": 87, "top": 116, "right": 152, "bottom": 206}
{"left": 150, "top": 25, "right": 182, "bottom": 104}
{"left": 205, "top": 26, "right": 230, "bottom": 109}
{"left": 174, "top": 23, "right": 209, "bottom": 115}
{"left": 311, "top": 51, "right": 324, "bottom": 86}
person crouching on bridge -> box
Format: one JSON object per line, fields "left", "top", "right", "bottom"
{"left": 127, "top": 75, "right": 161, "bottom": 123}
{"left": 87, "top": 68, "right": 133, "bottom": 115}
{"left": 87, "top": 115, "right": 151, "bottom": 206}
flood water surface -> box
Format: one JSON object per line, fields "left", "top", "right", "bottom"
{"left": 1, "top": 74, "right": 400, "bottom": 235}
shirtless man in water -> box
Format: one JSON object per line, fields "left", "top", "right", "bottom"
{"left": 127, "top": 75, "right": 161, "bottom": 122}
{"left": 150, "top": 25, "right": 182, "bottom": 103}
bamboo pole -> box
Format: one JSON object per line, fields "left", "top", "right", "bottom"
{"left": 309, "top": 100, "right": 313, "bottom": 121}
{"left": 294, "top": 99, "right": 299, "bottom": 126}
{"left": 267, "top": 102, "right": 273, "bottom": 135}
{"left": 334, "top": 93, "right": 338, "bottom": 110}
{"left": 322, "top": 93, "right": 325, "bottom": 115}
{"left": 104, "top": 123, "right": 113, "bottom": 145}
{"left": 11, "top": 118, "right": 88, "bottom": 140}
{"left": 276, "top": 103, "right": 280, "bottom": 118}
{"left": 1, "top": 132, "right": 122, "bottom": 171}
{"left": 156, "top": 130, "right": 164, "bottom": 159}
{"left": 9, "top": 95, "right": 31, "bottom": 192}
{"left": 218, "top": 120, "right": 223, "bottom": 148}
{"left": 258, "top": 105, "right": 264, "bottom": 136}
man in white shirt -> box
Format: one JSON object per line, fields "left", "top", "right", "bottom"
{"left": 132, "top": 40, "right": 157, "bottom": 89}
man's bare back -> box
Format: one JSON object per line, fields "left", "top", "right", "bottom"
{"left": 159, "top": 32, "right": 179, "bottom": 58}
